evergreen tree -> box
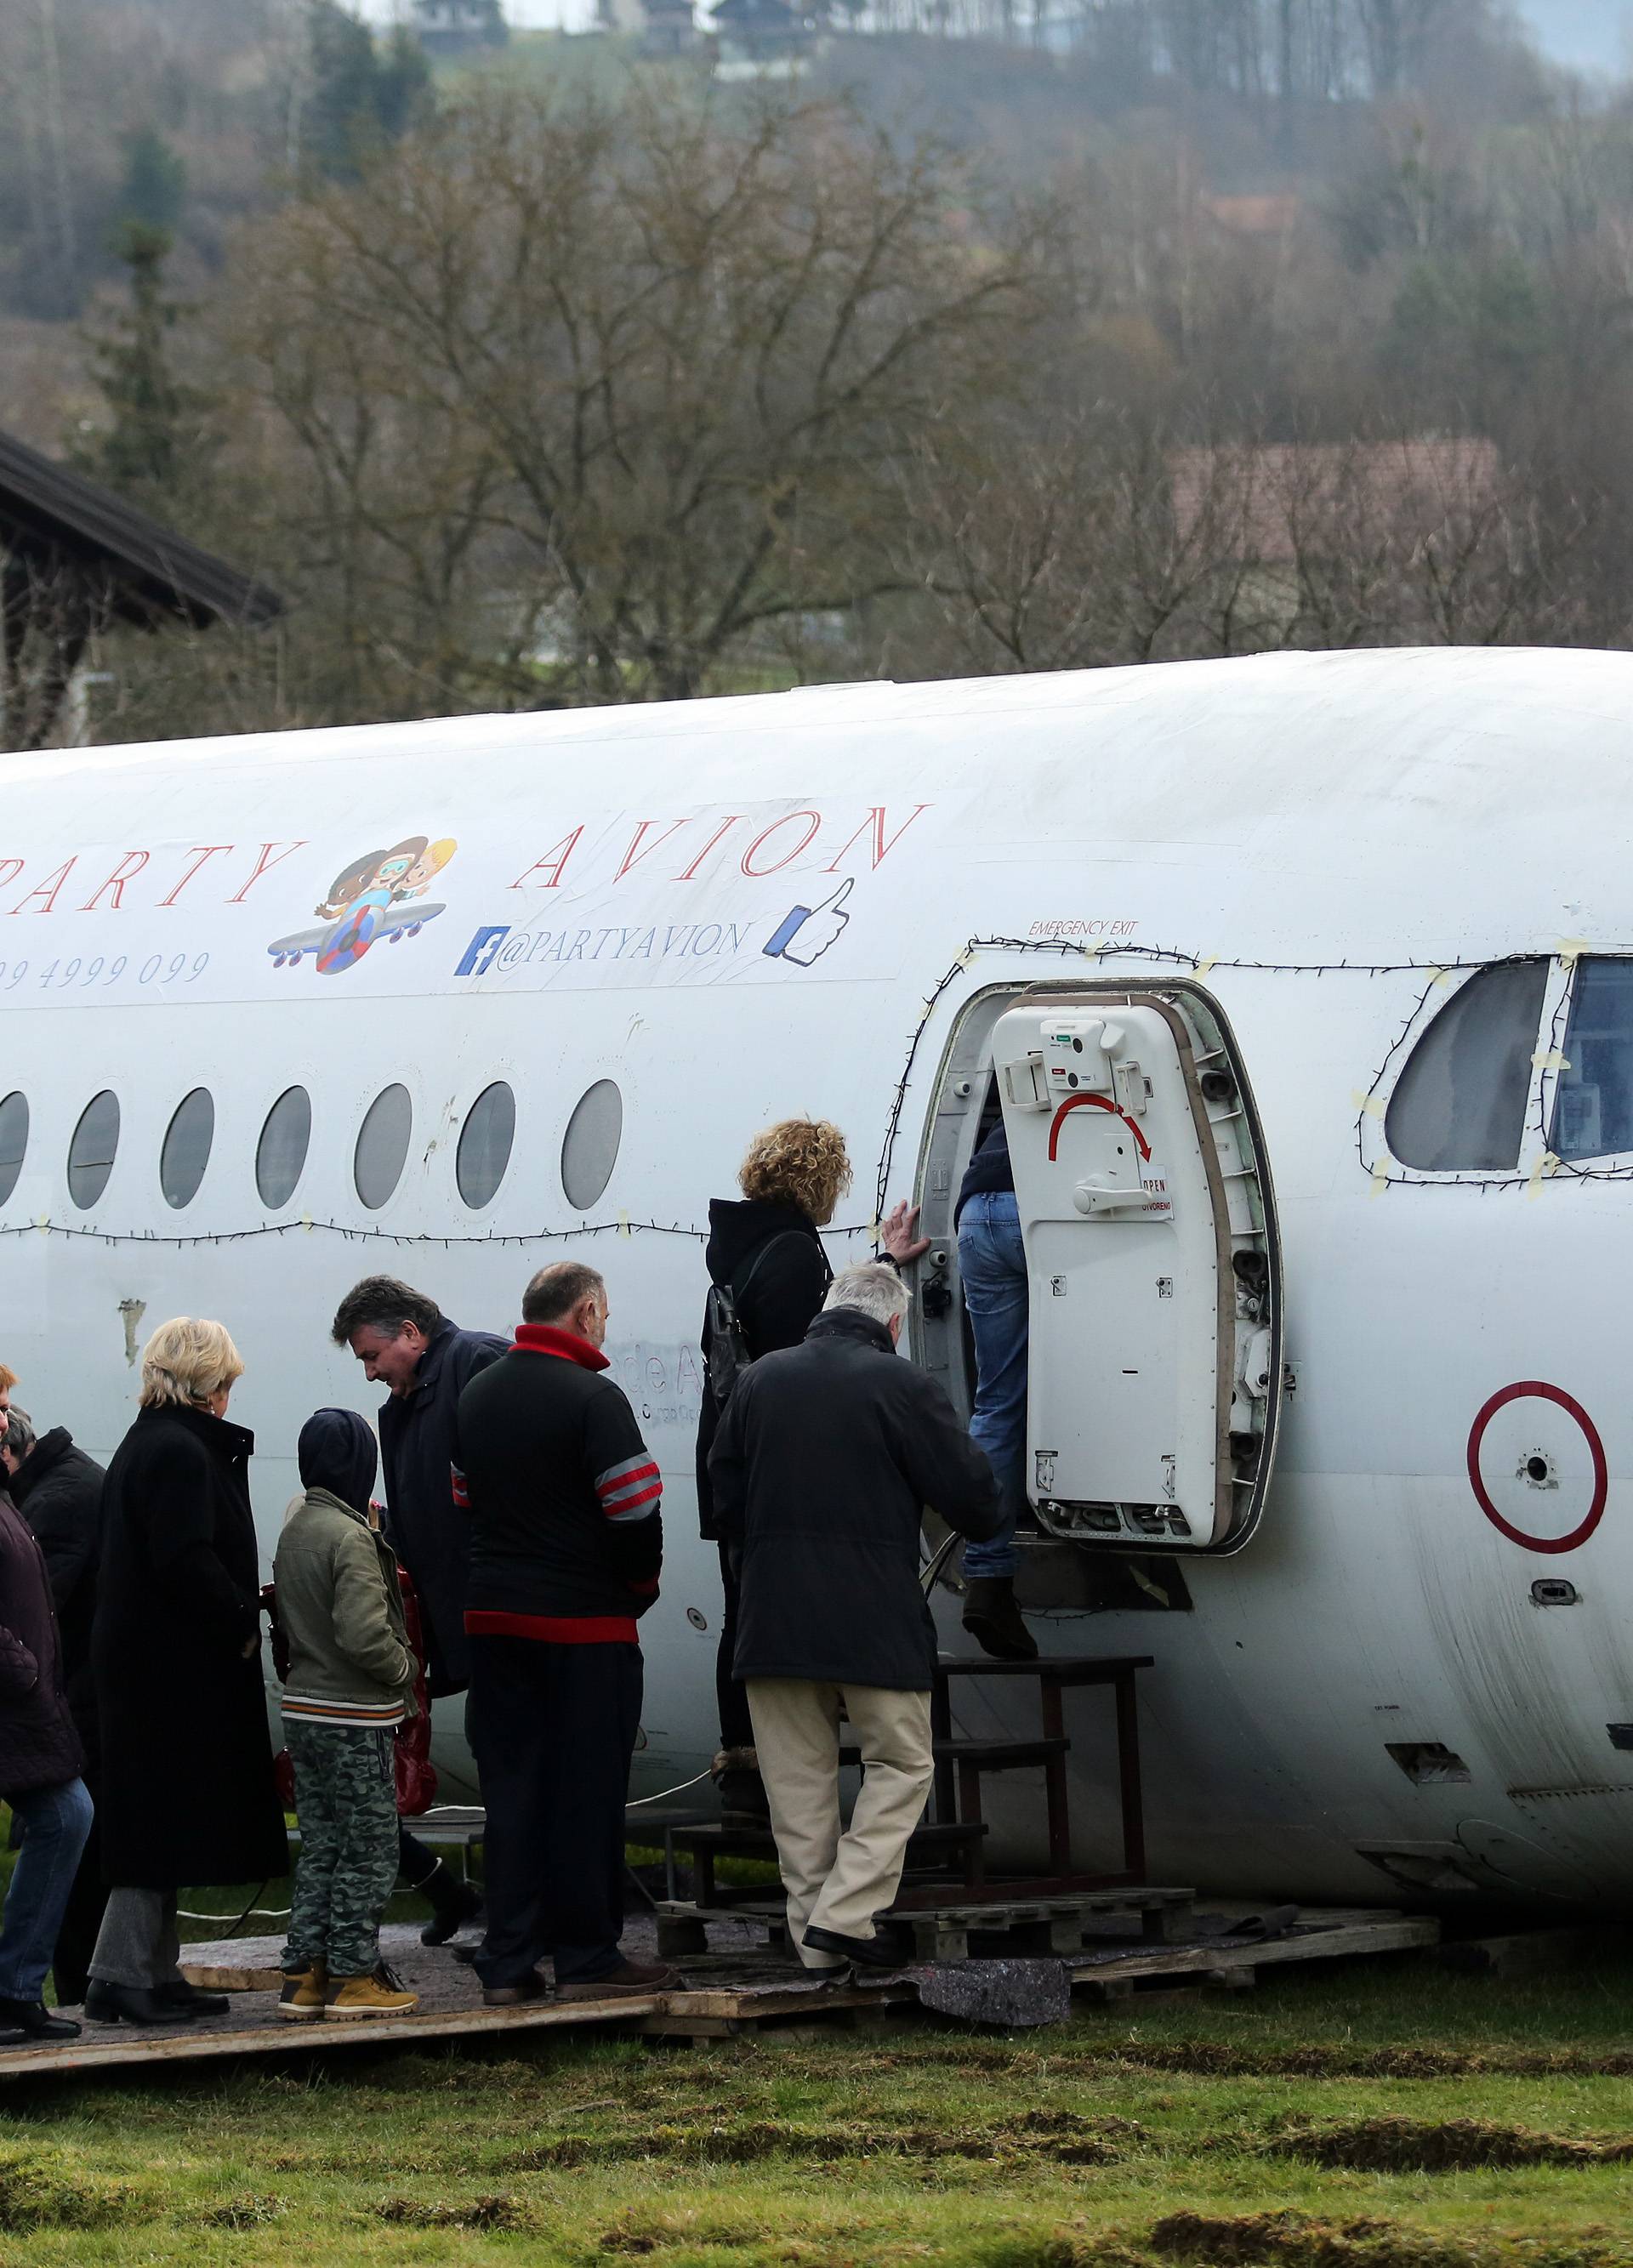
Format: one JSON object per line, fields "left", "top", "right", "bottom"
{"left": 117, "top": 128, "right": 187, "bottom": 236}
{"left": 72, "top": 224, "right": 215, "bottom": 513}
{"left": 306, "top": 1, "right": 432, "bottom": 180}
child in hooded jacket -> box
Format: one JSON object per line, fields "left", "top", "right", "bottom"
{"left": 275, "top": 1409, "right": 420, "bottom": 2021}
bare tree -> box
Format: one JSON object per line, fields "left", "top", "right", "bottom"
{"left": 888, "top": 417, "right": 1594, "bottom": 680}
{"left": 885, "top": 411, "right": 1273, "bottom": 674}
{"left": 220, "top": 83, "right": 1049, "bottom": 712}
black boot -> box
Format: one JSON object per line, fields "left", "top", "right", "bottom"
{"left": 961, "top": 1576, "right": 1038, "bottom": 1662}
{"left": 418, "top": 1861, "right": 483, "bottom": 1948}
{"left": 0, "top": 1995, "right": 79, "bottom": 2040}
{"left": 711, "top": 1748, "right": 771, "bottom": 1827}
{"left": 83, "top": 1981, "right": 196, "bottom": 2026}
{"left": 154, "top": 1980, "right": 230, "bottom": 2015}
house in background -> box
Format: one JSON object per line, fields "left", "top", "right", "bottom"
{"left": 0, "top": 428, "right": 281, "bottom": 751}
{"left": 1165, "top": 436, "right": 1508, "bottom": 644}
{"left": 1169, "top": 438, "right": 1502, "bottom": 566}
{"left": 412, "top": 0, "right": 509, "bottom": 54}
{"left": 640, "top": 0, "right": 701, "bottom": 53}
{"left": 711, "top": 0, "right": 826, "bottom": 73}
{"left": 1199, "top": 193, "right": 1301, "bottom": 240}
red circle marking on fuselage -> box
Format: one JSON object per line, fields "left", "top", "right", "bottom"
{"left": 1465, "top": 1380, "right": 1608, "bottom": 1555}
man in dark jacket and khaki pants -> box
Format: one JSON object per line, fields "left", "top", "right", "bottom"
{"left": 708, "top": 1263, "right": 1000, "bottom": 1975}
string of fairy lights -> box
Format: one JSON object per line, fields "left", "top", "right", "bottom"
{"left": 0, "top": 935, "right": 1619, "bottom": 1257}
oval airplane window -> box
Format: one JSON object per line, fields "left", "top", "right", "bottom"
{"left": 355, "top": 1083, "right": 413, "bottom": 1211}
{"left": 67, "top": 1090, "right": 121, "bottom": 1211}
{"left": 560, "top": 1078, "right": 623, "bottom": 1213}
{"left": 257, "top": 1086, "right": 311, "bottom": 1209}
{"left": 0, "top": 1092, "right": 27, "bottom": 1207}
{"left": 458, "top": 1081, "right": 515, "bottom": 1210}
{"left": 1550, "top": 957, "right": 1633, "bottom": 1159}
{"left": 160, "top": 1088, "right": 215, "bottom": 1210}
{"left": 1385, "top": 958, "right": 1550, "bottom": 1173}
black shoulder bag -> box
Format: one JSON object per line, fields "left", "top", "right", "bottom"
{"left": 704, "top": 1232, "right": 805, "bottom": 1409}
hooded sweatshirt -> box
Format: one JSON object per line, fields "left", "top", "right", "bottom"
{"left": 693, "top": 1197, "right": 832, "bottom": 1540}
{"left": 274, "top": 1409, "right": 418, "bottom": 1728}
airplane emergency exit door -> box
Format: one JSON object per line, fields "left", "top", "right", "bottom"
{"left": 990, "top": 990, "right": 1281, "bottom": 1552}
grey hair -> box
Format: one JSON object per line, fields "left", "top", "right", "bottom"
{"left": 823, "top": 1261, "right": 908, "bottom": 1331}
{"left": 3, "top": 1405, "right": 35, "bottom": 1459}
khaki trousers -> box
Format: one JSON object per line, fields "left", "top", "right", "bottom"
{"left": 745, "top": 1679, "right": 933, "bottom": 1969}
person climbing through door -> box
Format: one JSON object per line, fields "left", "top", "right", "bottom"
{"left": 697, "top": 1119, "right": 929, "bottom": 1826}
{"left": 955, "top": 1117, "right": 1038, "bottom": 1661}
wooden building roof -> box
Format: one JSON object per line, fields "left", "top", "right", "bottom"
{"left": 0, "top": 427, "right": 282, "bottom": 632}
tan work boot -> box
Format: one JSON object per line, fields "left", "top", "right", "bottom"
{"left": 277, "top": 1961, "right": 327, "bottom": 2022}
{"left": 324, "top": 1964, "right": 418, "bottom": 2021}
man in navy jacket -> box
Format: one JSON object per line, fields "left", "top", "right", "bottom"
{"left": 331, "top": 1276, "right": 504, "bottom": 1697}
{"left": 332, "top": 1276, "right": 504, "bottom": 1946}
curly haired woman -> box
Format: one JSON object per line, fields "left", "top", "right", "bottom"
{"left": 695, "top": 1119, "right": 926, "bottom": 1824}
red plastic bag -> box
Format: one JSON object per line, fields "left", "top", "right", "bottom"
{"left": 393, "top": 1571, "right": 438, "bottom": 1817}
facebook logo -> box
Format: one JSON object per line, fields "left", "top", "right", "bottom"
{"left": 455, "top": 925, "right": 510, "bottom": 976}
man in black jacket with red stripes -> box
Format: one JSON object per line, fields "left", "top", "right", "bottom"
{"left": 453, "top": 1263, "right": 681, "bottom": 2005}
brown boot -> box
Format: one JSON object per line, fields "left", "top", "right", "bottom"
{"left": 962, "top": 1576, "right": 1038, "bottom": 1662}
{"left": 555, "top": 1958, "right": 684, "bottom": 2003}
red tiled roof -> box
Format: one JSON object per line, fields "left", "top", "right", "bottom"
{"left": 1168, "top": 439, "right": 1503, "bottom": 565}
{"left": 1200, "top": 194, "right": 1301, "bottom": 236}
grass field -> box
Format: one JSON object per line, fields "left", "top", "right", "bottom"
{"left": 3, "top": 1945, "right": 1633, "bottom": 2265}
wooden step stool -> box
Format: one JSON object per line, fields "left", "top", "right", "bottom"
{"left": 923, "top": 1651, "right": 1155, "bottom": 1900}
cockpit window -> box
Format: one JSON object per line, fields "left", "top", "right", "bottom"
{"left": 1550, "top": 958, "right": 1633, "bottom": 1160}
{"left": 1385, "top": 958, "right": 1549, "bottom": 1173}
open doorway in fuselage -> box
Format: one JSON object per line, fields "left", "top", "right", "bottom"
{"left": 910, "top": 978, "right": 1282, "bottom": 1573}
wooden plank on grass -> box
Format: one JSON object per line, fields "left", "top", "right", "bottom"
{"left": 1066, "top": 1913, "right": 1437, "bottom": 1989}
{"left": 181, "top": 1963, "right": 284, "bottom": 1992}
{"left": 0, "top": 1992, "right": 666, "bottom": 2083}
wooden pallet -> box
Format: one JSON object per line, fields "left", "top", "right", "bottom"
{"left": 655, "top": 1884, "right": 1199, "bottom": 1963}
{"left": 0, "top": 1907, "right": 1440, "bottom": 2080}
{"left": 642, "top": 1907, "right": 1441, "bottom": 2037}
{"left": 1066, "top": 1907, "right": 1439, "bottom": 2001}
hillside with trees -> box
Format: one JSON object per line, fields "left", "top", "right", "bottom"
{"left": 4, "top": 0, "right": 1633, "bottom": 743}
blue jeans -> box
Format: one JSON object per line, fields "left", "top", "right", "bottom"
{"left": 0, "top": 1778, "right": 94, "bottom": 2002}
{"left": 958, "top": 1190, "right": 1029, "bottom": 1580}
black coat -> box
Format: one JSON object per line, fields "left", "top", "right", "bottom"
{"left": 708, "top": 1308, "right": 1002, "bottom": 1690}
{"left": 9, "top": 1430, "right": 104, "bottom": 1760}
{"left": 0, "top": 1489, "right": 83, "bottom": 1798}
{"left": 694, "top": 1197, "right": 832, "bottom": 1541}
{"left": 93, "top": 1404, "right": 287, "bottom": 1891}
{"left": 378, "top": 1317, "right": 506, "bottom": 1696}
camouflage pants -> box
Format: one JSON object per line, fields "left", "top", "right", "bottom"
{"left": 283, "top": 1722, "right": 398, "bottom": 1980}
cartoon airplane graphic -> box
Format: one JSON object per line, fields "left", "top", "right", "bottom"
{"left": 268, "top": 837, "right": 456, "bottom": 976}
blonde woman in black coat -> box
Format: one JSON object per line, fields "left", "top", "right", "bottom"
{"left": 86, "top": 1320, "right": 287, "bottom": 2026}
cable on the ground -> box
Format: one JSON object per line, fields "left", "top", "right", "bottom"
{"left": 177, "top": 1881, "right": 277, "bottom": 1932}
{"left": 626, "top": 1766, "right": 714, "bottom": 1809}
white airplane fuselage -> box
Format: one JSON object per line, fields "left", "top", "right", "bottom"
{"left": 3, "top": 646, "right": 1629, "bottom": 1912}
